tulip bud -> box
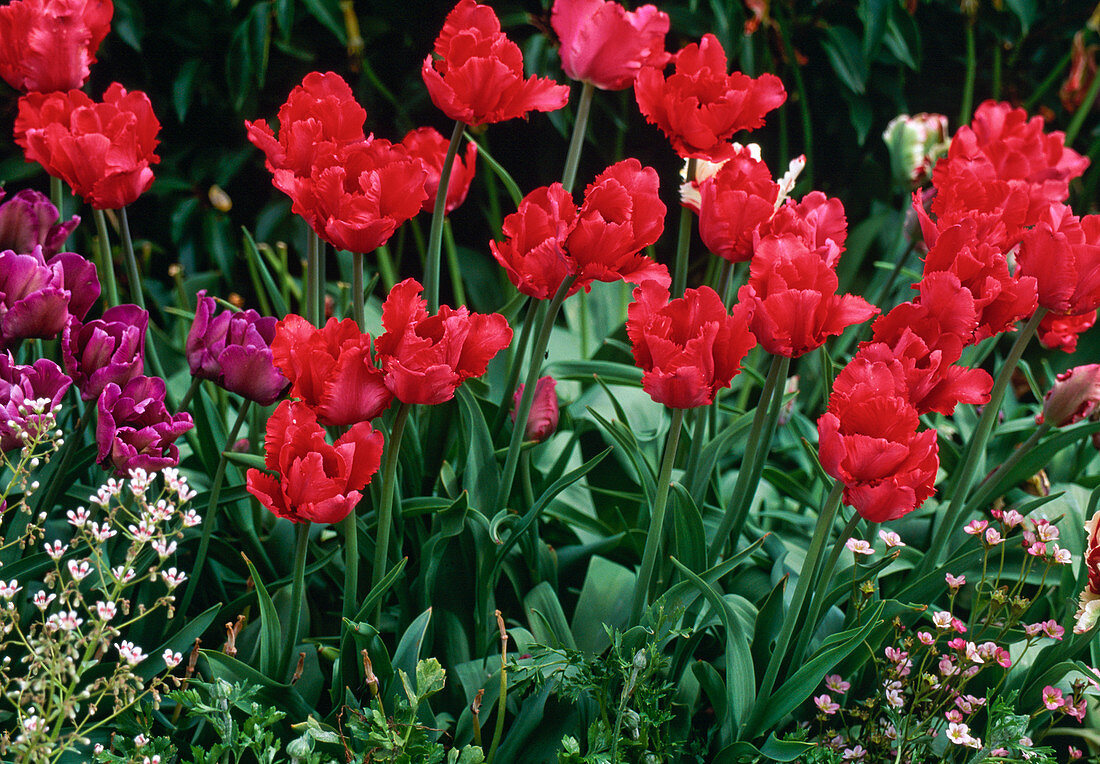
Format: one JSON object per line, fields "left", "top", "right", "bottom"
{"left": 1038, "top": 364, "right": 1100, "bottom": 427}
{"left": 882, "top": 113, "right": 949, "bottom": 188}
{"left": 512, "top": 376, "right": 559, "bottom": 442}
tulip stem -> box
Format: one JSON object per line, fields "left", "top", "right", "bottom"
{"left": 425, "top": 120, "right": 466, "bottom": 313}
{"left": 50, "top": 176, "right": 67, "bottom": 249}
{"left": 280, "top": 520, "right": 311, "bottom": 679}
{"left": 562, "top": 81, "right": 595, "bottom": 193}
{"left": 93, "top": 209, "right": 119, "bottom": 307}
{"left": 496, "top": 277, "right": 576, "bottom": 512}
{"left": 372, "top": 401, "right": 412, "bottom": 623}
{"left": 177, "top": 398, "right": 252, "bottom": 618}
{"left": 492, "top": 296, "right": 538, "bottom": 436}
{"left": 119, "top": 206, "right": 166, "bottom": 384}
{"left": 959, "top": 21, "right": 977, "bottom": 128}
{"left": 315, "top": 234, "right": 327, "bottom": 326}
{"left": 306, "top": 230, "right": 319, "bottom": 327}
{"left": 923, "top": 308, "right": 1047, "bottom": 574}
{"left": 443, "top": 219, "right": 466, "bottom": 306}
{"left": 352, "top": 252, "right": 365, "bottom": 329}
{"left": 708, "top": 353, "right": 790, "bottom": 562}
{"left": 749, "top": 480, "right": 844, "bottom": 731}
{"left": 629, "top": 407, "right": 686, "bottom": 628}
{"left": 672, "top": 159, "right": 696, "bottom": 296}
{"left": 176, "top": 377, "right": 201, "bottom": 414}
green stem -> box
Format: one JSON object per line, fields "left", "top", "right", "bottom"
{"left": 924, "top": 309, "right": 1046, "bottom": 572}
{"left": 1066, "top": 56, "right": 1100, "bottom": 146}
{"left": 1024, "top": 50, "right": 1073, "bottom": 112}
{"left": 562, "top": 81, "right": 595, "bottom": 193}
{"left": 485, "top": 614, "right": 510, "bottom": 764}
{"left": 50, "top": 176, "right": 67, "bottom": 251}
{"left": 176, "top": 377, "right": 201, "bottom": 414}
{"left": 959, "top": 22, "right": 977, "bottom": 127}
{"left": 93, "top": 209, "right": 119, "bottom": 307}
{"left": 315, "top": 234, "right": 327, "bottom": 326}
{"left": 376, "top": 244, "right": 397, "bottom": 292}
{"left": 491, "top": 296, "right": 537, "bottom": 436}
{"left": 672, "top": 160, "right": 696, "bottom": 296}
{"left": 992, "top": 43, "right": 1002, "bottom": 102}
{"left": 279, "top": 521, "right": 311, "bottom": 679}
{"left": 352, "top": 252, "right": 365, "bottom": 329}
{"left": 340, "top": 502, "right": 360, "bottom": 674}
{"left": 372, "top": 402, "right": 412, "bottom": 622}
{"left": 496, "top": 278, "right": 576, "bottom": 511}
{"left": 34, "top": 408, "right": 91, "bottom": 516}
{"left": 708, "top": 354, "right": 790, "bottom": 562}
{"left": 178, "top": 399, "right": 253, "bottom": 617}
{"left": 791, "top": 510, "right": 862, "bottom": 666}
{"left": 443, "top": 219, "right": 466, "bottom": 307}
{"left": 629, "top": 408, "right": 686, "bottom": 628}
{"left": 306, "top": 230, "right": 319, "bottom": 326}
{"left": 964, "top": 421, "right": 1051, "bottom": 515}
{"left": 425, "top": 120, "right": 466, "bottom": 313}
{"left": 750, "top": 481, "right": 844, "bottom": 726}
{"left": 119, "top": 207, "right": 165, "bottom": 383}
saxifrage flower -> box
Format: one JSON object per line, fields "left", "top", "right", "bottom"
{"left": 551, "top": 0, "right": 670, "bottom": 91}
{"left": 422, "top": 0, "right": 570, "bottom": 126}
{"left": 186, "top": 291, "right": 289, "bottom": 406}
{"left": 0, "top": 0, "right": 113, "bottom": 93}
{"left": 0, "top": 352, "right": 72, "bottom": 452}
{"left": 374, "top": 278, "right": 513, "bottom": 406}
{"left": 246, "top": 400, "right": 384, "bottom": 525}
{"left": 627, "top": 280, "right": 756, "bottom": 408}
{"left": 15, "top": 83, "right": 161, "bottom": 210}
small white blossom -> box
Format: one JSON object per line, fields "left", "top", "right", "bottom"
{"left": 89, "top": 521, "right": 117, "bottom": 542}
{"left": 878, "top": 530, "right": 905, "bottom": 548}
{"left": 846, "top": 538, "right": 873, "bottom": 555}
{"left": 95, "top": 601, "right": 117, "bottom": 621}
{"left": 0, "top": 579, "right": 21, "bottom": 599}
{"left": 66, "top": 506, "right": 90, "bottom": 527}
{"left": 33, "top": 591, "right": 56, "bottom": 610}
{"left": 162, "top": 649, "right": 182, "bottom": 668}
{"left": 111, "top": 566, "right": 136, "bottom": 583}
{"left": 161, "top": 567, "right": 187, "bottom": 589}
{"left": 181, "top": 508, "right": 202, "bottom": 527}
{"left": 66, "top": 559, "right": 91, "bottom": 581}
{"left": 152, "top": 538, "right": 177, "bottom": 559}
{"left": 117, "top": 640, "right": 147, "bottom": 666}
{"left": 43, "top": 540, "right": 67, "bottom": 560}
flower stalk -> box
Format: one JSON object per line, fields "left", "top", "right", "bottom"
{"left": 372, "top": 401, "right": 412, "bottom": 622}
{"left": 424, "top": 120, "right": 466, "bottom": 313}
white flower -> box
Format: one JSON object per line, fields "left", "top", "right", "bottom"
{"left": 33, "top": 591, "right": 56, "bottom": 610}
{"left": 117, "top": 640, "right": 147, "bottom": 666}
{"left": 128, "top": 519, "right": 156, "bottom": 542}
{"left": 43, "top": 540, "right": 67, "bottom": 560}
{"left": 163, "top": 649, "right": 183, "bottom": 668}
{"left": 0, "top": 579, "right": 21, "bottom": 599}
{"left": 66, "top": 506, "right": 90, "bottom": 527}
{"left": 878, "top": 530, "right": 905, "bottom": 548}
{"left": 150, "top": 499, "right": 174, "bottom": 523}
{"left": 89, "top": 521, "right": 117, "bottom": 542}
{"left": 66, "top": 559, "right": 91, "bottom": 581}
{"left": 946, "top": 722, "right": 972, "bottom": 746}
{"left": 47, "top": 610, "right": 83, "bottom": 631}
{"left": 985, "top": 527, "right": 1004, "bottom": 545}
{"left": 846, "top": 538, "right": 873, "bottom": 555}
{"left": 932, "top": 611, "right": 953, "bottom": 629}
{"left": 152, "top": 539, "right": 177, "bottom": 559}
{"left": 111, "top": 566, "right": 136, "bottom": 583}
{"left": 1051, "top": 545, "right": 1072, "bottom": 565}
{"left": 161, "top": 567, "right": 187, "bottom": 589}
{"left": 181, "top": 508, "right": 202, "bottom": 528}
{"left": 95, "top": 601, "right": 117, "bottom": 621}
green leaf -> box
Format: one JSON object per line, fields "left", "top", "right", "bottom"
{"left": 173, "top": 59, "right": 202, "bottom": 122}
{"left": 388, "top": 608, "right": 433, "bottom": 705}
{"left": 456, "top": 386, "right": 500, "bottom": 513}
{"left": 543, "top": 360, "right": 643, "bottom": 386}
{"left": 669, "top": 557, "right": 756, "bottom": 734}
{"left": 715, "top": 735, "right": 817, "bottom": 763}
{"left": 241, "top": 553, "right": 282, "bottom": 678}
{"left": 524, "top": 582, "right": 577, "bottom": 650}
{"left": 758, "top": 602, "right": 885, "bottom": 733}
{"left": 242, "top": 227, "right": 289, "bottom": 318}
{"left": 571, "top": 556, "right": 634, "bottom": 654}
{"left": 202, "top": 650, "right": 316, "bottom": 720}
{"left": 139, "top": 605, "right": 220, "bottom": 681}
{"left": 464, "top": 131, "right": 523, "bottom": 207}
{"left": 223, "top": 450, "right": 267, "bottom": 470}
{"left": 688, "top": 410, "right": 752, "bottom": 508}
{"left": 821, "top": 25, "right": 867, "bottom": 94}
{"left": 1005, "top": 0, "right": 1037, "bottom": 33}
{"left": 670, "top": 483, "right": 707, "bottom": 577}
{"left": 299, "top": 0, "right": 346, "bottom": 41}
{"left": 859, "top": 0, "right": 891, "bottom": 62}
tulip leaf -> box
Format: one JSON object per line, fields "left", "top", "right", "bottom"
{"left": 387, "top": 608, "right": 433, "bottom": 706}
{"left": 670, "top": 483, "right": 707, "bottom": 578}
{"left": 242, "top": 227, "right": 289, "bottom": 318}
{"left": 241, "top": 552, "right": 282, "bottom": 679}
{"left": 543, "top": 360, "right": 643, "bottom": 385}
{"left": 137, "top": 605, "right": 219, "bottom": 682}
{"left": 688, "top": 409, "right": 753, "bottom": 509}
{"left": 463, "top": 131, "right": 524, "bottom": 207}
{"left": 223, "top": 450, "right": 267, "bottom": 471}
{"left": 456, "top": 386, "right": 500, "bottom": 514}
{"left": 202, "top": 649, "right": 316, "bottom": 720}
{"left": 715, "top": 735, "right": 817, "bottom": 763}
{"left": 571, "top": 555, "right": 634, "bottom": 655}
{"left": 821, "top": 25, "right": 867, "bottom": 95}
{"left": 524, "top": 582, "right": 577, "bottom": 650}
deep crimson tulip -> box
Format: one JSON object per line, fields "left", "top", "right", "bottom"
{"left": 922, "top": 219, "right": 1037, "bottom": 343}
{"left": 1038, "top": 310, "right": 1096, "bottom": 353}
{"left": 736, "top": 235, "right": 876, "bottom": 358}
{"left": 245, "top": 71, "right": 367, "bottom": 183}
{"left": 0, "top": 352, "right": 71, "bottom": 452}
{"left": 1039, "top": 364, "right": 1100, "bottom": 427}
{"left": 401, "top": 126, "right": 478, "bottom": 215}
{"left": 634, "top": 33, "right": 786, "bottom": 161}
{"left": 490, "top": 159, "right": 668, "bottom": 300}
{"left": 96, "top": 375, "right": 193, "bottom": 475}
{"left": 627, "top": 281, "right": 756, "bottom": 408}
{"left": 0, "top": 0, "right": 112, "bottom": 93}
{"left": 422, "top": 0, "right": 570, "bottom": 126}
{"left": 0, "top": 189, "right": 79, "bottom": 257}
{"left": 1017, "top": 205, "right": 1100, "bottom": 317}
{"left": 186, "top": 291, "right": 289, "bottom": 406}
{"left": 246, "top": 400, "right": 383, "bottom": 525}
{"left": 374, "top": 278, "right": 513, "bottom": 406}
{"left": 760, "top": 190, "right": 847, "bottom": 267}
{"left": 695, "top": 146, "right": 779, "bottom": 263}
{"left": 282, "top": 138, "right": 428, "bottom": 254}
{"left": 62, "top": 303, "right": 145, "bottom": 401}
{"left": 818, "top": 366, "right": 939, "bottom": 523}
{"left": 270, "top": 314, "right": 392, "bottom": 427}
{"left": 0, "top": 246, "right": 99, "bottom": 348}
{"left": 512, "top": 376, "right": 560, "bottom": 442}
{"left": 15, "top": 83, "right": 160, "bottom": 210}
{"left": 551, "top": 0, "right": 670, "bottom": 91}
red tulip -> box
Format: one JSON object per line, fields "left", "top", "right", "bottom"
{"left": 245, "top": 71, "right": 367, "bottom": 183}
{"left": 1017, "top": 205, "right": 1100, "bottom": 317}
{"left": 1038, "top": 310, "right": 1096, "bottom": 353}
{"left": 15, "top": 83, "right": 160, "bottom": 210}
{"left": 551, "top": 0, "right": 670, "bottom": 91}
{"left": 695, "top": 146, "right": 779, "bottom": 263}
{"left": 818, "top": 365, "right": 939, "bottom": 523}
{"left": 736, "top": 234, "right": 877, "bottom": 358}
{"left": 634, "top": 33, "right": 786, "bottom": 161}
{"left": 0, "top": 0, "right": 112, "bottom": 93}
{"left": 283, "top": 139, "right": 428, "bottom": 254}
{"left": 761, "top": 190, "right": 847, "bottom": 268}
{"left": 491, "top": 158, "right": 668, "bottom": 300}
{"left": 512, "top": 376, "right": 559, "bottom": 442}
{"left": 627, "top": 281, "right": 756, "bottom": 409}
{"left": 422, "top": 0, "right": 570, "bottom": 126}
{"left": 374, "top": 278, "right": 513, "bottom": 406}
{"left": 270, "top": 314, "right": 392, "bottom": 427}
{"left": 401, "top": 126, "right": 478, "bottom": 215}
{"left": 246, "top": 400, "right": 383, "bottom": 525}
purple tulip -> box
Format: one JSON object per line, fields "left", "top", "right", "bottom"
{"left": 63, "top": 304, "right": 147, "bottom": 401}
{"left": 0, "top": 352, "right": 72, "bottom": 451}
{"left": 0, "top": 189, "right": 79, "bottom": 257}
{"left": 96, "top": 375, "right": 193, "bottom": 475}
{"left": 0, "top": 246, "right": 100, "bottom": 347}
{"left": 185, "top": 290, "right": 289, "bottom": 406}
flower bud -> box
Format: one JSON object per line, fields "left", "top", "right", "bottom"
{"left": 1039, "top": 364, "right": 1100, "bottom": 427}
{"left": 512, "top": 376, "right": 560, "bottom": 442}
{"left": 882, "top": 113, "right": 949, "bottom": 188}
